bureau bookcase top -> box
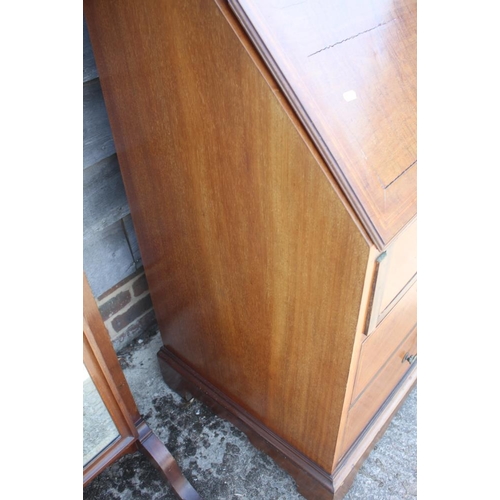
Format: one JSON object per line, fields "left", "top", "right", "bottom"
{"left": 231, "top": 0, "right": 417, "bottom": 248}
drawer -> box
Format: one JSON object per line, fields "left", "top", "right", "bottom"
{"left": 342, "top": 326, "right": 417, "bottom": 454}
{"left": 352, "top": 282, "right": 416, "bottom": 401}
{"left": 366, "top": 218, "right": 416, "bottom": 334}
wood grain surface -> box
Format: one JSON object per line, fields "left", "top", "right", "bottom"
{"left": 158, "top": 347, "right": 337, "bottom": 500}
{"left": 230, "top": 0, "right": 417, "bottom": 248}
{"left": 352, "top": 283, "right": 417, "bottom": 402}
{"left": 333, "top": 367, "right": 416, "bottom": 498}
{"left": 377, "top": 218, "right": 417, "bottom": 314}
{"left": 341, "top": 326, "right": 417, "bottom": 454}
{"left": 330, "top": 244, "right": 379, "bottom": 471}
{"left": 84, "top": 273, "right": 142, "bottom": 485}
{"left": 365, "top": 217, "right": 417, "bottom": 334}
{"left": 84, "top": 0, "right": 373, "bottom": 471}
{"left": 84, "top": 274, "right": 140, "bottom": 431}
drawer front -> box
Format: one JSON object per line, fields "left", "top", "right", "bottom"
{"left": 366, "top": 218, "right": 416, "bottom": 334}
{"left": 353, "top": 282, "right": 416, "bottom": 401}
{"left": 342, "top": 327, "right": 417, "bottom": 454}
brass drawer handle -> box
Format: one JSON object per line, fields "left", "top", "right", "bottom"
{"left": 403, "top": 353, "right": 417, "bottom": 365}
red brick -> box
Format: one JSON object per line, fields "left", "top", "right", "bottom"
{"left": 132, "top": 273, "right": 149, "bottom": 297}
{"left": 98, "top": 290, "right": 131, "bottom": 321}
{"left": 111, "top": 294, "right": 153, "bottom": 332}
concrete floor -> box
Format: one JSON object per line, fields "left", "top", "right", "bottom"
{"left": 84, "top": 328, "right": 417, "bottom": 500}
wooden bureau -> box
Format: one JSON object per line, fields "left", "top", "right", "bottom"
{"left": 84, "top": 0, "right": 417, "bottom": 498}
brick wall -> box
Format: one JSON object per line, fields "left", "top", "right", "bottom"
{"left": 96, "top": 268, "right": 157, "bottom": 352}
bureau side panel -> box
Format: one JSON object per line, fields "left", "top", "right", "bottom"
{"left": 85, "top": 0, "right": 370, "bottom": 472}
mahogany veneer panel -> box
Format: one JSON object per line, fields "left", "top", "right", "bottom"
{"left": 352, "top": 283, "right": 417, "bottom": 402}
{"left": 378, "top": 218, "right": 417, "bottom": 314}
{"left": 366, "top": 217, "right": 417, "bottom": 334}
{"left": 85, "top": 0, "right": 417, "bottom": 497}
{"left": 230, "top": 0, "right": 417, "bottom": 248}
{"left": 341, "top": 327, "right": 417, "bottom": 454}
{"left": 85, "top": 0, "right": 372, "bottom": 471}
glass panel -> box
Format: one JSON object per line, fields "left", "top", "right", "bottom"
{"left": 83, "top": 364, "right": 119, "bottom": 467}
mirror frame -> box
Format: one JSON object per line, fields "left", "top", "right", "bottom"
{"left": 83, "top": 273, "right": 202, "bottom": 499}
